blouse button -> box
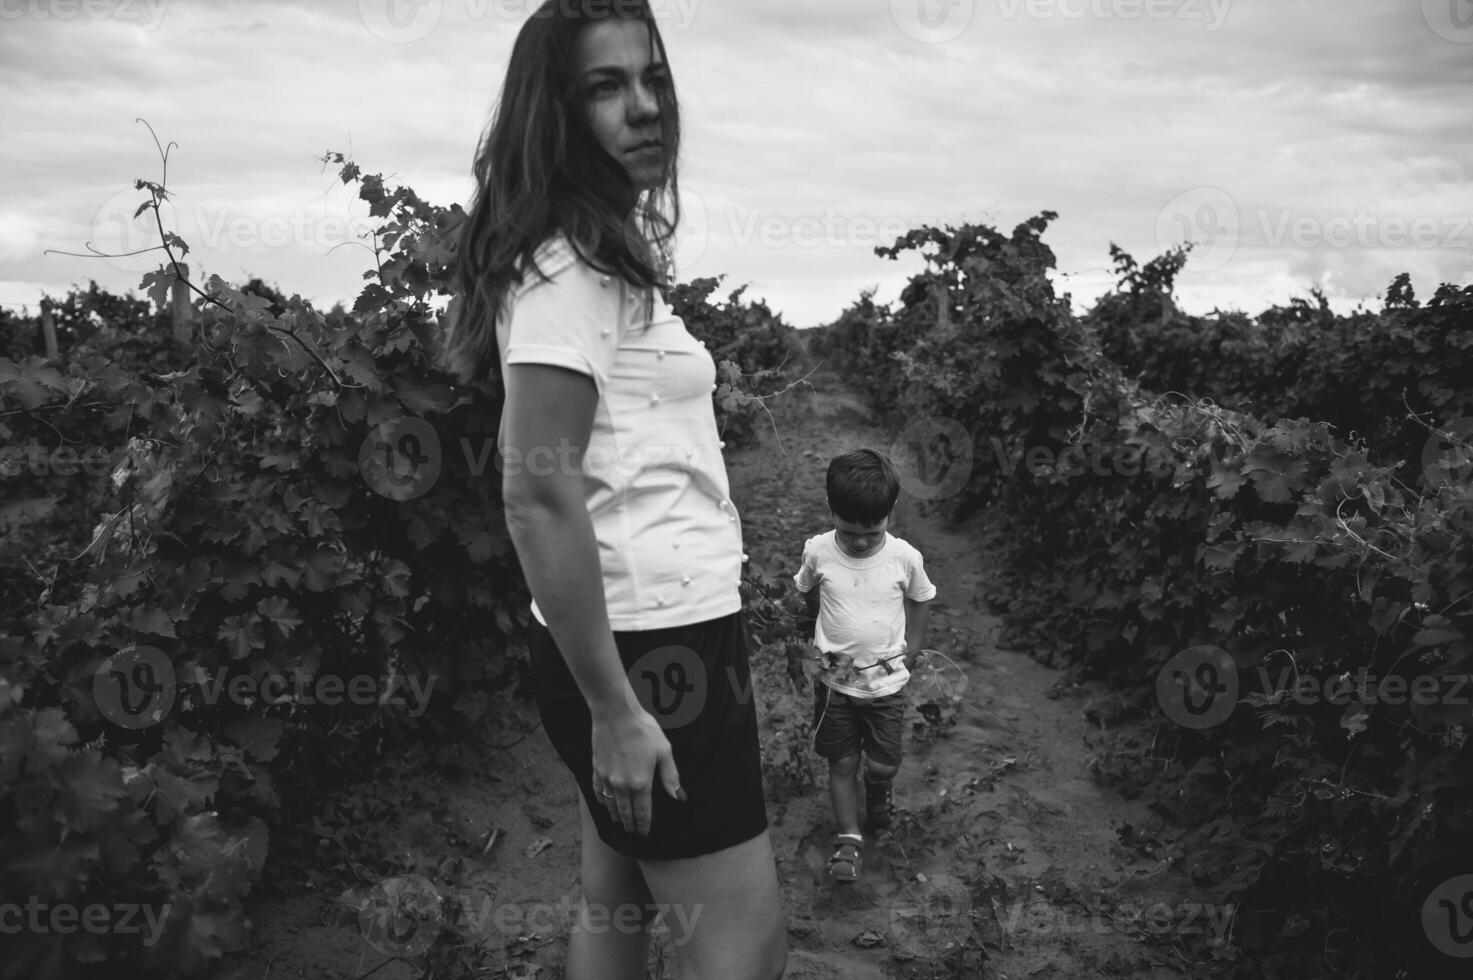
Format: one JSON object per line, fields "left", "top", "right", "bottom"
{"left": 673, "top": 542, "right": 680, "bottom": 549}
{"left": 601, "top": 329, "right": 611, "bottom": 337}
{"left": 718, "top": 440, "right": 726, "bottom": 449}
{"left": 682, "top": 576, "right": 692, "bottom": 586}
{"left": 600, "top": 276, "right": 611, "bottom": 287}
{"left": 657, "top": 350, "right": 666, "bottom": 359}
{"left": 655, "top": 596, "right": 666, "bottom": 607}
{"left": 742, "top": 553, "right": 749, "bottom": 563}
{"left": 650, "top": 394, "right": 661, "bottom": 406}
{"left": 710, "top": 383, "right": 717, "bottom": 392}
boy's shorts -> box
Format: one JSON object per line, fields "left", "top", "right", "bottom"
{"left": 812, "top": 683, "right": 906, "bottom": 767}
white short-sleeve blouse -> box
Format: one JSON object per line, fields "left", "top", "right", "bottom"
{"left": 496, "top": 234, "right": 744, "bottom": 631}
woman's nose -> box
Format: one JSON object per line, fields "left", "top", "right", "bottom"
{"left": 627, "top": 80, "right": 659, "bottom": 122}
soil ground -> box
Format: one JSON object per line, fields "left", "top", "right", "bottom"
{"left": 210, "top": 359, "right": 1228, "bottom": 980}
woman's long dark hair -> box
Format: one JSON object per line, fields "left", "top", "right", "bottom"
{"left": 443, "top": 0, "right": 682, "bottom": 388}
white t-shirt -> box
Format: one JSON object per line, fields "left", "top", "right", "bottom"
{"left": 793, "top": 530, "right": 937, "bottom": 697}
{"left": 496, "top": 234, "right": 744, "bottom": 631}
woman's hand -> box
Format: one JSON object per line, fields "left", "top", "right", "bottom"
{"left": 590, "top": 705, "right": 685, "bottom": 837}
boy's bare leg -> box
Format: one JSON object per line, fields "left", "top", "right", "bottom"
{"left": 865, "top": 760, "right": 898, "bottom": 783}
{"left": 828, "top": 754, "right": 862, "bottom": 836}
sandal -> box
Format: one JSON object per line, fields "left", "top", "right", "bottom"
{"left": 865, "top": 778, "right": 894, "bottom": 832}
{"left": 827, "top": 834, "right": 863, "bottom": 882}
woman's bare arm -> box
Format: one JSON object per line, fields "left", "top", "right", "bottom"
{"left": 501, "top": 362, "right": 681, "bottom": 835}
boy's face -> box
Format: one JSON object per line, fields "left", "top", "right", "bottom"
{"left": 832, "top": 512, "right": 888, "bottom": 558}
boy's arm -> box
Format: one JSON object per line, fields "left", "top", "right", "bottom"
{"left": 800, "top": 587, "right": 821, "bottom": 640}
{"left": 902, "top": 597, "right": 931, "bottom": 669}
{"left": 790, "top": 540, "right": 823, "bottom": 690}
{"left": 786, "top": 587, "right": 822, "bottom": 691}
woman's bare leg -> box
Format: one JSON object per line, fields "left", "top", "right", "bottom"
{"left": 638, "top": 829, "right": 788, "bottom": 980}
{"left": 564, "top": 794, "right": 656, "bottom": 980}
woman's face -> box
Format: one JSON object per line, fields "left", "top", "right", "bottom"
{"left": 574, "top": 18, "right": 669, "bottom": 191}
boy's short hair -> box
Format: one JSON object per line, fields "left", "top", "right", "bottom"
{"left": 826, "top": 448, "right": 899, "bottom": 525}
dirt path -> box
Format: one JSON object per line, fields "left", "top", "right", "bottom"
{"left": 215, "top": 362, "right": 1224, "bottom": 980}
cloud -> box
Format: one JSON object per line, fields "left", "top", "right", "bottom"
{"left": 1, "top": 0, "right": 1468, "bottom": 327}
{"left": 0, "top": 215, "right": 42, "bottom": 264}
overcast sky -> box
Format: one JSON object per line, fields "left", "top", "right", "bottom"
{"left": 2, "top": 0, "right": 1469, "bottom": 329}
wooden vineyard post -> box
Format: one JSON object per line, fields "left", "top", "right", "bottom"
{"left": 170, "top": 262, "right": 194, "bottom": 346}
{"left": 38, "top": 298, "right": 59, "bottom": 360}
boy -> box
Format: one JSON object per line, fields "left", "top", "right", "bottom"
{"left": 789, "top": 448, "right": 936, "bottom": 882}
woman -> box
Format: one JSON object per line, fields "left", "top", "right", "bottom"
{"left": 443, "top": 3, "right": 788, "bottom": 979}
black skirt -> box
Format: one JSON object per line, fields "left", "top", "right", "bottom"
{"left": 530, "top": 608, "right": 770, "bottom": 859}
